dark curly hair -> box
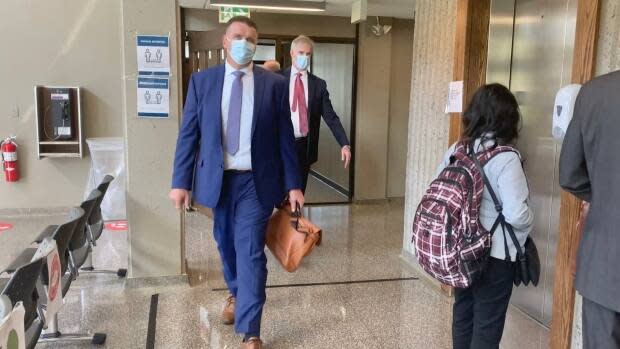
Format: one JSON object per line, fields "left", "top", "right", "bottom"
{"left": 462, "top": 83, "right": 521, "bottom": 146}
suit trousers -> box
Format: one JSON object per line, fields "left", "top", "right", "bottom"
{"left": 452, "top": 257, "right": 515, "bottom": 349}
{"left": 213, "top": 172, "right": 273, "bottom": 336}
{"left": 295, "top": 137, "right": 311, "bottom": 193}
{"left": 583, "top": 296, "right": 620, "bottom": 349}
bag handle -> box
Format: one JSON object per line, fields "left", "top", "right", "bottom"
{"left": 292, "top": 202, "right": 302, "bottom": 231}
{"left": 287, "top": 203, "right": 321, "bottom": 243}
{"left": 468, "top": 142, "right": 525, "bottom": 261}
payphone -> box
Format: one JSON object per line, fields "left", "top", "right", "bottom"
{"left": 48, "top": 88, "right": 73, "bottom": 140}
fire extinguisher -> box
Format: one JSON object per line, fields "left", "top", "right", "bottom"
{"left": 1, "top": 136, "right": 19, "bottom": 182}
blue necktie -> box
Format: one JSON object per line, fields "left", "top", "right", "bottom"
{"left": 226, "top": 71, "right": 245, "bottom": 155}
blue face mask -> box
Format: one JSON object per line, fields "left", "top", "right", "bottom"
{"left": 295, "top": 54, "right": 310, "bottom": 71}
{"left": 229, "top": 39, "right": 255, "bottom": 65}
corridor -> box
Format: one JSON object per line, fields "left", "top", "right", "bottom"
{"left": 1, "top": 202, "right": 455, "bottom": 348}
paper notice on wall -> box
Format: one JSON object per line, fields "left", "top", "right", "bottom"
{"left": 137, "top": 77, "right": 169, "bottom": 118}
{"left": 136, "top": 35, "right": 170, "bottom": 76}
{"left": 0, "top": 303, "right": 26, "bottom": 349}
{"left": 445, "top": 80, "right": 464, "bottom": 114}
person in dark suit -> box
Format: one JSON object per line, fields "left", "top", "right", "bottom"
{"left": 169, "top": 17, "right": 304, "bottom": 349}
{"left": 280, "top": 35, "right": 351, "bottom": 192}
{"left": 559, "top": 70, "right": 620, "bottom": 349}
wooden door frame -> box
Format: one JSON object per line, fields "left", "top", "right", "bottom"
{"left": 444, "top": 0, "right": 492, "bottom": 296}
{"left": 447, "top": 0, "right": 602, "bottom": 346}
{"left": 550, "top": 1, "right": 601, "bottom": 348}
{"left": 448, "top": 0, "right": 492, "bottom": 146}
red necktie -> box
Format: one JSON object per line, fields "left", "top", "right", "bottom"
{"left": 292, "top": 72, "right": 309, "bottom": 136}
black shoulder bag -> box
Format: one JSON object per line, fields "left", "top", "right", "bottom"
{"left": 469, "top": 144, "right": 540, "bottom": 287}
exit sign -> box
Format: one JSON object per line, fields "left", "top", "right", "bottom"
{"left": 219, "top": 7, "right": 251, "bottom": 23}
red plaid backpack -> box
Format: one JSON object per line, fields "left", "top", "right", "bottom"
{"left": 412, "top": 140, "right": 517, "bottom": 288}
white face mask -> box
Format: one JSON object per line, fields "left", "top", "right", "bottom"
{"left": 228, "top": 38, "right": 256, "bottom": 65}
{"left": 295, "top": 54, "right": 310, "bottom": 71}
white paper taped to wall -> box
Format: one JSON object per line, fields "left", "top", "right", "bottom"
{"left": 445, "top": 81, "right": 464, "bottom": 114}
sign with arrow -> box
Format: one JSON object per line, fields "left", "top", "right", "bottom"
{"left": 219, "top": 7, "right": 251, "bottom": 23}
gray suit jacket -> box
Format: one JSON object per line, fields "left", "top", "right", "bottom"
{"left": 559, "top": 70, "right": 620, "bottom": 312}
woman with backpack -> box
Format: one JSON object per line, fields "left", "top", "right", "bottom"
{"left": 437, "top": 84, "right": 534, "bottom": 348}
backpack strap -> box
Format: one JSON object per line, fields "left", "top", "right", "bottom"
{"left": 477, "top": 144, "right": 521, "bottom": 167}
{"left": 468, "top": 142, "right": 525, "bottom": 262}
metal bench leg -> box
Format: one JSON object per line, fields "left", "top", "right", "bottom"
{"left": 79, "top": 251, "right": 127, "bottom": 277}
{"left": 38, "top": 313, "right": 107, "bottom": 345}
{"left": 81, "top": 251, "right": 94, "bottom": 270}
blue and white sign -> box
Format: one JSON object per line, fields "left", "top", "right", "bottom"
{"left": 137, "top": 77, "right": 169, "bottom": 118}
{"left": 136, "top": 35, "right": 170, "bottom": 76}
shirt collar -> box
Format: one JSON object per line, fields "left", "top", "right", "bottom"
{"left": 225, "top": 61, "right": 253, "bottom": 76}
{"left": 291, "top": 66, "right": 307, "bottom": 77}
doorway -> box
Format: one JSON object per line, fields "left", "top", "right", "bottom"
{"left": 183, "top": 28, "right": 357, "bottom": 205}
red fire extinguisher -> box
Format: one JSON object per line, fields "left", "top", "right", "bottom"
{"left": 1, "top": 136, "right": 19, "bottom": 182}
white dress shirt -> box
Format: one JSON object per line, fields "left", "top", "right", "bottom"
{"left": 221, "top": 62, "right": 254, "bottom": 170}
{"left": 289, "top": 66, "right": 309, "bottom": 138}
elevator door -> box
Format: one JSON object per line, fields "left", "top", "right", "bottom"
{"left": 487, "top": 0, "right": 577, "bottom": 326}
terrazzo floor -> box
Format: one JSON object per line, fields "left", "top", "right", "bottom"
{"left": 0, "top": 201, "right": 487, "bottom": 349}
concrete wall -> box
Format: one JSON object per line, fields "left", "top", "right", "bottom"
{"left": 0, "top": 0, "right": 183, "bottom": 277}
{"left": 0, "top": 0, "right": 123, "bottom": 210}
{"left": 387, "top": 19, "right": 415, "bottom": 198}
{"left": 595, "top": 0, "right": 620, "bottom": 76}
{"left": 356, "top": 18, "right": 414, "bottom": 200}
{"left": 120, "top": 0, "right": 183, "bottom": 278}
{"left": 354, "top": 19, "right": 394, "bottom": 200}
{"left": 402, "top": 0, "right": 456, "bottom": 259}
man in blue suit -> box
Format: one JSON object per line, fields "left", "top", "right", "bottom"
{"left": 281, "top": 35, "right": 351, "bottom": 192}
{"left": 169, "top": 17, "right": 304, "bottom": 349}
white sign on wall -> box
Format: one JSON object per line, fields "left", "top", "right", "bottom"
{"left": 445, "top": 80, "right": 464, "bottom": 114}
{"left": 137, "top": 77, "right": 170, "bottom": 118}
{"left": 136, "top": 35, "right": 170, "bottom": 76}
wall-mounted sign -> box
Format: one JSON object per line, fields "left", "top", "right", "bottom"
{"left": 137, "top": 77, "right": 169, "bottom": 118}
{"left": 136, "top": 35, "right": 170, "bottom": 76}
{"left": 219, "top": 7, "right": 250, "bottom": 23}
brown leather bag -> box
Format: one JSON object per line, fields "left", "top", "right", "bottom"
{"left": 266, "top": 203, "right": 322, "bottom": 272}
